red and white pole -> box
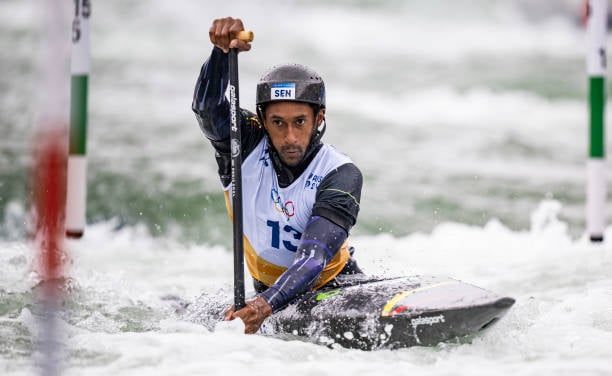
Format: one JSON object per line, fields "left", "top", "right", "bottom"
{"left": 33, "top": 1, "right": 70, "bottom": 374}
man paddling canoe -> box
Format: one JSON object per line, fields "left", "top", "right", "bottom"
{"left": 192, "top": 17, "right": 363, "bottom": 334}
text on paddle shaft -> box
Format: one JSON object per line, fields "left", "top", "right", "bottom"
{"left": 72, "top": 0, "right": 91, "bottom": 43}
{"left": 267, "top": 220, "right": 302, "bottom": 252}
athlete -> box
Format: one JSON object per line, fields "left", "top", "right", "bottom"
{"left": 192, "top": 17, "right": 363, "bottom": 334}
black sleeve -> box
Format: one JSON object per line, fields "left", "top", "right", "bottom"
{"left": 259, "top": 216, "right": 348, "bottom": 312}
{"left": 191, "top": 47, "right": 265, "bottom": 186}
{"left": 312, "top": 163, "right": 363, "bottom": 232}
{"left": 192, "top": 47, "right": 230, "bottom": 141}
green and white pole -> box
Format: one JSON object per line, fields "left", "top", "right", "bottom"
{"left": 66, "top": 0, "right": 91, "bottom": 239}
{"left": 586, "top": 0, "right": 607, "bottom": 242}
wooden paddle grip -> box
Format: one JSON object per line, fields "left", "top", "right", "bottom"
{"left": 236, "top": 30, "right": 254, "bottom": 42}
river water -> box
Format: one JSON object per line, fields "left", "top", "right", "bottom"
{"left": 1, "top": 0, "right": 612, "bottom": 375}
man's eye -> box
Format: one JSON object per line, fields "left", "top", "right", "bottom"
{"left": 273, "top": 120, "right": 283, "bottom": 127}
{"left": 295, "top": 118, "right": 305, "bottom": 126}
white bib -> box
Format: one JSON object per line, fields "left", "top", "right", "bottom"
{"left": 223, "top": 137, "right": 352, "bottom": 286}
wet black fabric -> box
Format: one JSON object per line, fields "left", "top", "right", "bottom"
{"left": 312, "top": 163, "right": 363, "bottom": 232}
{"left": 192, "top": 49, "right": 265, "bottom": 186}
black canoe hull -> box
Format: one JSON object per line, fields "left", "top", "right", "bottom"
{"left": 261, "top": 275, "right": 514, "bottom": 350}
{"left": 186, "top": 274, "right": 515, "bottom": 350}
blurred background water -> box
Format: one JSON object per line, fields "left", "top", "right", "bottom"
{"left": 1, "top": 1, "right": 612, "bottom": 375}
{"left": 1, "top": 0, "right": 607, "bottom": 244}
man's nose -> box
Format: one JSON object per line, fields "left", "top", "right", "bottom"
{"left": 285, "top": 126, "right": 298, "bottom": 143}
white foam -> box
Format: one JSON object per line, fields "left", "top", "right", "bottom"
{"left": 3, "top": 201, "right": 611, "bottom": 374}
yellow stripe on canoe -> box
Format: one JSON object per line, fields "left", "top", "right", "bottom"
{"left": 381, "top": 281, "right": 458, "bottom": 317}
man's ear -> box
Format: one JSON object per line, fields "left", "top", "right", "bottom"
{"left": 316, "top": 109, "right": 326, "bottom": 127}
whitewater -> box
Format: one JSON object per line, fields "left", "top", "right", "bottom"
{"left": 1, "top": 0, "right": 612, "bottom": 375}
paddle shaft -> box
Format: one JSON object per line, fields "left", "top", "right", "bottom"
{"left": 228, "top": 29, "right": 253, "bottom": 310}
{"left": 229, "top": 47, "right": 245, "bottom": 310}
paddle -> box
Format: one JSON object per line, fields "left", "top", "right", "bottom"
{"left": 229, "top": 30, "right": 254, "bottom": 310}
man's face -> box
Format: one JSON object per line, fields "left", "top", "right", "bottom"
{"left": 263, "top": 101, "right": 323, "bottom": 166}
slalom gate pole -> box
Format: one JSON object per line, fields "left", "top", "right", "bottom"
{"left": 229, "top": 30, "right": 254, "bottom": 310}
{"left": 34, "top": 129, "right": 66, "bottom": 376}
{"left": 66, "top": 0, "right": 91, "bottom": 238}
{"left": 36, "top": 1, "right": 70, "bottom": 374}
{"left": 586, "top": 0, "right": 607, "bottom": 242}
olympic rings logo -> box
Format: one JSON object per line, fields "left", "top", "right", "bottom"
{"left": 270, "top": 188, "right": 295, "bottom": 218}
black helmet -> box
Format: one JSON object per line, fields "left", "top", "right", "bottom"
{"left": 256, "top": 64, "right": 325, "bottom": 117}
{"left": 255, "top": 64, "right": 328, "bottom": 166}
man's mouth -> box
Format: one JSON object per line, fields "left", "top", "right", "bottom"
{"left": 282, "top": 148, "right": 302, "bottom": 156}
{"left": 280, "top": 147, "right": 303, "bottom": 164}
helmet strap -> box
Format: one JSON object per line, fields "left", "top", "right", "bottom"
{"left": 256, "top": 105, "right": 265, "bottom": 124}
{"left": 311, "top": 118, "right": 326, "bottom": 145}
